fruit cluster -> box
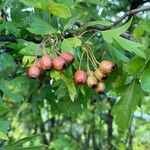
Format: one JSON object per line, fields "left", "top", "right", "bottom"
{"left": 27, "top": 51, "right": 74, "bottom": 79}
{"left": 74, "top": 60, "right": 115, "bottom": 94}
{"left": 27, "top": 49, "right": 114, "bottom": 94}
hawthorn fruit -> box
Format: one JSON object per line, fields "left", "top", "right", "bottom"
{"left": 87, "top": 75, "right": 97, "bottom": 88}
{"left": 40, "top": 55, "right": 53, "bottom": 70}
{"left": 52, "top": 57, "right": 66, "bottom": 70}
{"left": 99, "top": 60, "right": 115, "bottom": 74}
{"left": 60, "top": 51, "right": 74, "bottom": 64}
{"left": 94, "top": 69, "right": 107, "bottom": 81}
{"left": 74, "top": 70, "right": 87, "bottom": 84}
{"left": 27, "top": 65, "right": 41, "bottom": 78}
{"left": 95, "top": 82, "right": 105, "bottom": 94}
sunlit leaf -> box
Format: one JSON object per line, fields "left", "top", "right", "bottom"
{"left": 61, "top": 37, "right": 82, "bottom": 52}
{"left": 27, "top": 16, "right": 56, "bottom": 35}
{"left": 125, "top": 56, "right": 145, "bottom": 74}
{"left": 102, "top": 18, "right": 132, "bottom": 43}
{"left": 114, "top": 36, "right": 146, "bottom": 59}
{"left": 50, "top": 4, "right": 71, "bottom": 19}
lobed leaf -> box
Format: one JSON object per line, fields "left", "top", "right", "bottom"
{"left": 112, "top": 81, "right": 143, "bottom": 130}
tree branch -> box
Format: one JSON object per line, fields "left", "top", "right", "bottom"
{"left": 90, "top": 6, "right": 150, "bottom": 31}
{"left": 0, "top": 6, "right": 150, "bottom": 46}
{"left": 111, "top": 6, "right": 150, "bottom": 28}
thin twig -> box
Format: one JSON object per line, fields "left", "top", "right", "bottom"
{"left": 110, "top": 6, "right": 150, "bottom": 28}
{"left": 89, "top": 6, "right": 150, "bottom": 31}
{"left": 77, "top": 6, "right": 150, "bottom": 40}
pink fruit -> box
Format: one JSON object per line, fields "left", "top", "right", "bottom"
{"left": 74, "top": 70, "right": 87, "bottom": 84}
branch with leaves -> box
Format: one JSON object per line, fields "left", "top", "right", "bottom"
{"left": 0, "top": 6, "right": 150, "bottom": 45}
{"left": 83, "top": 6, "right": 150, "bottom": 31}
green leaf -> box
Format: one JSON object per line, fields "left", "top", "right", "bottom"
{"left": 27, "top": 16, "right": 55, "bottom": 35}
{"left": 0, "top": 53, "right": 17, "bottom": 80}
{"left": 55, "top": 82, "right": 67, "bottom": 100}
{"left": 0, "top": 22, "right": 18, "bottom": 35}
{"left": 0, "top": 120, "right": 10, "bottom": 133}
{"left": 22, "top": 56, "right": 35, "bottom": 67}
{"left": 112, "top": 81, "right": 142, "bottom": 130}
{"left": 109, "top": 45, "right": 129, "bottom": 63}
{"left": 3, "top": 134, "right": 44, "bottom": 149}
{"left": 20, "top": 0, "right": 55, "bottom": 11}
{"left": 0, "top": 120, "right": 10, "bottom": 140}
{"left": 4, "top": 146, "right": 46, "bottom": 150}
{"left": 114, "top": 36, "right": 146, "bottom": 59}
{"left": 50, "top": 3, "right": 71, "bottom": 19}
{"left": 0, "top": 97, "right": 8, "bottom": 116}
{"left": 50, "top": 70, "right": 76, "bottom": 102}
{"left": 102, "top": 18, "right": 132, "bottom": 43}
{"left": 50, "top": 70, "right": 61, "bottom": 80}
{"left": 141, "top": 20, "right": 150, "bottom": 33}
{"left": 20, "top": 0, "right": 42, "bottom": 7}
{"left": 62, "top": 76, "right": 76, "bottom": 102}
{"left": 125, "top": 56, "right": 145, "bottom": 74}
{"left": 61, "top": 37, "right": 82, "bottom": 52}
{"left": 50, "top": 135, "right": 82, "bottom": 150}
{"left": 83, "top": 20, "right": 112, "bottom": 28}
{"left": 18, "top": 40, "right": 50, "bottom": 56}
{"left": 140, "top": 68, "right": 150, "bottom": 92}
{"left": 133, "top": 26, "right": 144, "bottom": 39}
{"left": 64, "top": 15, "right": 81, "bottom": 31}
{"left": 0, "top": 77, "right": 38, "bottom": 102}
{"left": 86, "top": 0, "right": 101, "bottom": 5}
{"left": 18, "top": 40, "right": 39, "bottom": 56}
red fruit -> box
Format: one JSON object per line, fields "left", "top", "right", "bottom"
{"left": 95, "top": 82, "right": 105, "bottom": 94}
{"left": 94, "top": 69, "right": 107, "bottom": 81}
{"left": 60, "top": 51, "right": 74, "bottom": 64}
{"left": 52, "top": 57, "right": 66, "bottom": 70}
{"left": 87, "top": 75, "right": 97, "bottom": 88}
{"left": 36, "top": 59, "right": 43, "bottom": 71}
{"left": 74, "top": 70, "right": 87, "bottom": 84}
{"left": 27, "top": 65, "right": 41, "bottom": 78}
{"left": 99, "top": 60, "right": 115, "bottom": 74}
{"left": 40, "top": 55, "right": 53, "bottom": 70}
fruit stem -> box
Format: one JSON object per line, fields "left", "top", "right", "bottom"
{"left": 79, "top": 51, "right": 85, "bottom": 70}
{"left": 35, "top": 45, "right": 39, "bottom": 59}
{"left": 48, "top": 36, "right": 60, "bottom": 55}
{"left": 84, "top": 48, "right": 97, "bottom": 70}
{"left": 78, "top": 29, "right": 98, "bottom": 37}
{"left": 85, "top": 32, "right": 99, "bottom": 43}
{"left": 85, "top": 44, "right": 100, "bottom": 65}
{"left": 42, "top": 46, "right": 47, "bottom": 55}
{"left": 88, "top": 51, "right": 97, "bottom": 70}
{"left": 83, "top": 44, "right": 98, "bottom": 69}
{"left": 79, "top": 30, "right": 91, "bottom": 36}
{"left": 34, "top": 57, "right": 38, "bottom": 65}
{"left": 86, "top": 51, "right": 90, "bottom": 73}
